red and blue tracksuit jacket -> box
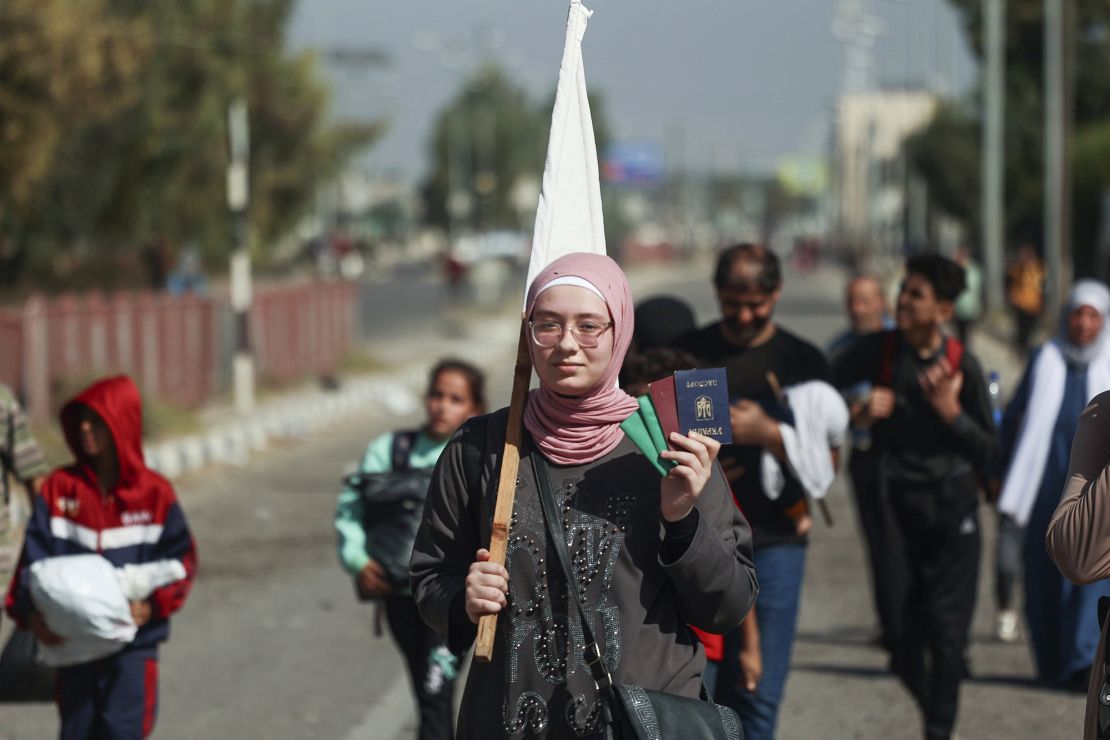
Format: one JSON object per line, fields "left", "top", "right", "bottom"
{"left": 5, "top": 375, "right": 197, "bottom": 652}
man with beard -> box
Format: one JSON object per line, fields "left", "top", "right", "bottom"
{"left": 676, "top": 243, "right": 830, "bottom": 740}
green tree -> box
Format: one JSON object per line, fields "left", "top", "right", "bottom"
{"left": 0, "top": 0, "right": 151, "bottom": 281}
{"left": 0, "top": 0, "right": 380, "bottom": 288}
{"left": 907, "top": 2, "right": 1110, "bottom": 274}
{"left": 421, "top": 64, "right": 545, "bottom": 233}
{"left": 421, "top": 63, "right": 615, "bottom": 238}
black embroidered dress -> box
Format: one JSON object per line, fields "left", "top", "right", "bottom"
{"left": 411, "top": 409, "right": 758, "bottom": 739}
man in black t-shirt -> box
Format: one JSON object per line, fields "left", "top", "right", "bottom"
{"left": 676, "top": 244, "right": 830, "bottom": 740}
{"left": 833, "top": 254, "right": 994, "bottom": 740}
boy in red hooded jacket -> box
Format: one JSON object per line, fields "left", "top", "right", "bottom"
{"left": 5, "top": 375, "right": 197, "bottom": 738}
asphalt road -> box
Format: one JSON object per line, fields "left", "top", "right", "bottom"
{"left": 0, "top": 259, "right": 1085, "bottom": 739}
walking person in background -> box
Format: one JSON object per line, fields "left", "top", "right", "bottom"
{"left": 0, "top": 383, "right": 49, "bottom": 607}
{"left": 5, "top": 376, "right": 197, "bottom": 738}
{"left": 954, "top": 246, "right": 983, "bottom": 349}
{"left": 828, "top": 275, "right": 905, "bottom": 651}
{"left": 992, "top": 505, "right": 1025, "bottom": 645}
{"left": 833, "top": 254, "right": 995, "bottom": 740}
{"left": 631, "top": 295, "right": 697, "bottom": 353}
{"left": 0, "top": 383, "right": 49, "bottom": 503}
{"left": 411, "top": 253, "right": 757, "bottom": 739}
{"left": 1, "top": 382, "right": 49, "bottom": 523}
{"left": 997, "top": 280, "right": 1110, "bottom": 688}
{"left": 827, "top": 274, "right": 891, "bottom": 363}
{"left": 1008, "top": 244, "right": 1046, "bottom": 357}
{"left": 676, "top": 243, "right": 832, "bottom": 740}
{"left": 619, "top": 295, "right": 697, "bottom": 388}
{"left": 335, "top": 359, "right": 487, "bottom": 740}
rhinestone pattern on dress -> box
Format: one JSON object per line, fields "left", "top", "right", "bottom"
{"left": 500, "top": 463, "right": 637, "bottom": 737}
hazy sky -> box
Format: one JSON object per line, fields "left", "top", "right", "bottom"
{"left": 289, "top": 1, "right": 976, "bottom": 183}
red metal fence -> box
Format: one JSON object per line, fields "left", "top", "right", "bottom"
{"left": 252, "top": 281, "right": 356, "bottom": 385}
{"left": 0, "top": 280, "right": 359, "bottom": 420}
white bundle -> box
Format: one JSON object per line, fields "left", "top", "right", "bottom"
{"left": 29, "top": 554, "right": 186, "bottom": 667}
{"left": 116, "top": 560, "right": 187, "bottom": 601}
{"left": 761, "top": 381, "right": 850, "bottom": 501}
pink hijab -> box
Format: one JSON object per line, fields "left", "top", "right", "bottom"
{"left": 523, "top": 253, "right": 640, "bottom": 465}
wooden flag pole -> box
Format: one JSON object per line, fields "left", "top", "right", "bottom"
{"left": 475, "top": 317, "right": 533, "bottom": 662}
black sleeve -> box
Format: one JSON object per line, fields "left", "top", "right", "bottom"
{"left": 831, "top": 334, "right": 875, "bottom": 390}
{"left": 659, "top": 509, "right": 700, "bottom": 564}
{"left": 949, "top": 353, "right": 997, "bottom": 471}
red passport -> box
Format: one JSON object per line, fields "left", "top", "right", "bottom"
{"left": 648, "top": 375, "right": 681, "bottom": 450}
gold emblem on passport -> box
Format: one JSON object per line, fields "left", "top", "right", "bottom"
{"left": 675, "top": 368, "right": 733, "bottom": 443}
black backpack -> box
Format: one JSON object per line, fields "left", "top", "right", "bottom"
{"left": 343, "top": 430, "right": 433, "bottom": 590}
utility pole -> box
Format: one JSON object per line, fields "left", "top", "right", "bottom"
{"left": 1043, "top": 0, "right": 1073, "bottom": 317}
{"left": 981, "top": 0, "right": 1005, "bottom": 313}
{"left": 227, "top": 98, "right": 254, "bottom": 415}
{"left": 831, "top": 0, "right": 884, "bottom": 262}
{"left": 447, "top": 103, "right": 468, "bottom": 242}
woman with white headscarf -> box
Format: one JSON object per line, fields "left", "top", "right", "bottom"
{"left": 998, "top": 279, "right": 1110, "bottom": 686}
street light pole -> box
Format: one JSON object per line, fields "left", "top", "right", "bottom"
{"left": 1043, "top": 0, "right": 1072, "bottom": 317}
{"left": 227, "top": 98, "right": 254, "bottom": 415}
{"left": 981, "top": 0, "right": 1005, "bottom": 314}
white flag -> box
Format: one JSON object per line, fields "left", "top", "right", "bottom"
{"left": 523, "top": 0, "right": 606, "bottom": 304}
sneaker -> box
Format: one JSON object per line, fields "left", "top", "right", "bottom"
{"left": 996, "top": 610, "right": 1020, "bottom": 643}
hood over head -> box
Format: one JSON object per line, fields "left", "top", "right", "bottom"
{"left": 61, "top": 375, "right": 146, "bottom": 488}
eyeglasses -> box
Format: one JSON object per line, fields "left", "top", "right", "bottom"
{"left": 529, "top": 319, "right": 613, "bottom": 348}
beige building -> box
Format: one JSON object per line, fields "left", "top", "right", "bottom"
{"left": 832, "top": 89, "right": 938, "bottom": 259}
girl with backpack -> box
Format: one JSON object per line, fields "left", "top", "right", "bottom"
{"left": 335, "top": 359, "right": 487, "bottom": 740}
{"left": 410, "top": 253, "right": 758, "bottom": 739}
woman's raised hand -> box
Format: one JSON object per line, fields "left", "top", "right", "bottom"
{"left": 465, "top": 548, "right": 510, "bottom": 624}
{"left": 659, "top": 431, "right": 721, "bottom": 522}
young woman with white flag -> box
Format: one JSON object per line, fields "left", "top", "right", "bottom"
{"left": 412, "top": 5, "right": 755, "bottom": 736}
{"left": 410, "top": 253, "right": 757, "bottom": 738}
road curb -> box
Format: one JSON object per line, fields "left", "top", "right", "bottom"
{"left": 143, "top": 377, "right": 420, "bottom": 480}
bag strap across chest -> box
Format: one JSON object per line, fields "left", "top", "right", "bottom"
{"left": 876, "top": 330, "right": 964, "bottom": 388}
{"left": 531, "top": 454, "right": 620, "bottom": 704}
{"left": 532, "top": 456, "right": 610, "bottom": 684}
{"left": 390, "top": 430, "right": 420, "bottom": 473}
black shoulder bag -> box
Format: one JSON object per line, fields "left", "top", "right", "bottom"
{"left": 344, "top": 430, "right": 433, "bottom": 588}
{"left": 530, "top": 453, "right": 743, "bottom": 740}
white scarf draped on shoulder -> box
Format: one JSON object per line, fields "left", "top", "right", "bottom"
{"left": 999, "top": 281, "right": 1110, "bottom": 525}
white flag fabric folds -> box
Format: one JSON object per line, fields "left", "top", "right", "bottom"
{"left": 524, "top": 0, "right": 606, "bottom": 303}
